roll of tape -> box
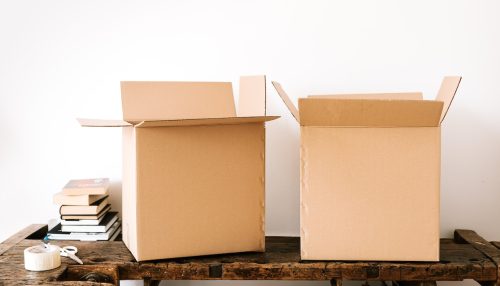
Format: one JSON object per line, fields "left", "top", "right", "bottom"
{"left": 24, "top": 245, "right": 61, "bottom": 271}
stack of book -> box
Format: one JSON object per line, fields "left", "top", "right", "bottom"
{"left": 47, "top": 178, "right": 121, "bottom": 241}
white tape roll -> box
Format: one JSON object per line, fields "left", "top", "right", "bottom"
{"left": 24, "top": 245, "right": 61, "bottom": 271}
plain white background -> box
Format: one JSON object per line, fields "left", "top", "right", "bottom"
{"left": 1, "top": 1, "right": 499, "bottom": 285}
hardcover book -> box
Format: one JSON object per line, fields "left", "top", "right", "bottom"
{"left": 48, "top": 221, "right": 121, "bottom": 241}
{"left": 61, "top": 212, "right": 118, "bottom": 233}
{"left": 60, "top": 204, "right": 111, "bottom": 220}
{"left": 53, "top": 192, "right": 107, "bottom": 206}
{"left": 62, "top": 178, "right": 110, "bottom": 195}
{"left": 59, "top": 197, "right": 109, "bottom": 215}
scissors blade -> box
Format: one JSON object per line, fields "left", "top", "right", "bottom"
{"left": 66, "top": 252, "right": 83, "bottom": 265}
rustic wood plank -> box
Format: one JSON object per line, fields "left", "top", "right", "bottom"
{"left": 0, "top": 224, "right": 47, "bottom": 256}
{"left": 492, "top": 242, "right": 500, "bottom": 251}
{"left": 483, "top": 242, "right": 500, "bottom": 286}
{"left": 1, "top": 224, "right": 47, "bottom": 245}
{"left": 61, "top": 265, "right": 119, "bottom": 285}
{"left": 1, "top": 226, "right": 499, "bottom": 284}
{"left": 0, "top": 240, "right": 126, "bottom": 285}
{"left": 454, "top": 230, "right": 500, "bottom": 265}
{"left": 455, "top": 229, "right": 500, "bottom": 286}
{"left": 116, "top": 238, "right": 497, "bottom": 281}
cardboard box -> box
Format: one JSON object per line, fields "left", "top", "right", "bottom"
{"left": 79, "top": 76, "right": 278, "bottom": 261}
{"left": 272, "top": 77, "right": 461, "bottom": 261}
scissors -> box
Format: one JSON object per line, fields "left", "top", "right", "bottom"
{"left": 59, "top": 246, "right": 83, "bottom": 265}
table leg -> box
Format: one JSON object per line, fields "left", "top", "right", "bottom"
{"left": 330, "top": 279, "right": 342, "bottom": 286}
{"left": 144, "top": 278, "right": 161, "bottom": 286}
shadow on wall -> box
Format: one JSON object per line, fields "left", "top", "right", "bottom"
{"left": 108, "top": 180, "right": 123, "bottom": 219}
{"left": 265, "top": 111, "right": 301, "bottom": 236}
{"left": 440, "top": 102, "right": 500, "bottom": 240}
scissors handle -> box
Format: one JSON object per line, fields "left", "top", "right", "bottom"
{"left": 62, "top": 246, "right": 78, "bottom": 254}
{"left": 60, "top": 246, "right": 83, "bottom": 265}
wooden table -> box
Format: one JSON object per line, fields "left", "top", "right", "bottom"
{"left": 1, "top": 225, "right": 500, "bottom": 286}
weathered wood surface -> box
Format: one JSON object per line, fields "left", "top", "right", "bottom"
{"left": 492, "top": 242, "right": 500, "bottom": 250}
{"left": 454, "top": 230, "right": 500, "bottom": 286}
{"left": 455, "top": 230, "right": 500, "bottom": 265}
{"left": 117, "top": 237, "right": 497, "bottom": 281}
{"left": 0, "top": 224, "right": 47, "bottom": 256}
{"left": 1, "top": 225, "right": 499, "bottom": 285}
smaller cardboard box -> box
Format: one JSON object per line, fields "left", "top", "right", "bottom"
{"left": 272, "top": 77, "right": 461, "bottom": 261}
{"left": 80, "top": 76, "right": 278, "bottom": 261}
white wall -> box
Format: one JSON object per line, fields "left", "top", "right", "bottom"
{"left": 1, "top": 1, "right": 500, "bottom": 285}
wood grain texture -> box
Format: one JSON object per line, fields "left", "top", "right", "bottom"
{"left": 455, "top": 230, "right": 500, "bottom": 264}
{"left": 455, "top": 229, "right": 500, "bottom": 286}
{"left": 0, "top": 224, "right": 47, "bottom": 255}
{"left": 1, "top": 225, "right": 499, "bottom": 285}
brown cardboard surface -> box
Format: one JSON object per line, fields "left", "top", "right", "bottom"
{"left": 298, "top": 98, "right": 443, "bottom": 127}
{"left": 309, "top": 92, "right": 423, "bottom": 100}
{"left": 300, "top": 127, "right": 440, "bottom": 261}
{"left": 81, "top": 75, "right": 276, "bottom": 260}
{"left": 272, "top": 77, "right": 460, "bottom": 261}
{"left": 134, "top": 116, "right": 278, "bottom": 128}
{"left": 133, "top": 123, "right": 265, "bottom": 260}
{"left": 238, "top": 75, "right": 266, "bottom": 116}
{"left": 272, "top": 81, "right": 300, "bottom": 122}
{"left": 436, "top": 76, "right": 462, "bottom": 123}
{"left": 122, "top": 126, "right": 138, "bottom": 258}
{"left": 121, "top": 81, "right": 236, "bottom": 121}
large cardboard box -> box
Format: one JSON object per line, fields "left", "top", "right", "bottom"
{"left": 272, "top": 77, "right": 461, "bottom": 261}
{"left": 80, "top": 76, "right": 278, "bottom": 261}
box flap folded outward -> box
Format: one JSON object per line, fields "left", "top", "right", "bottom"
{"left": 135, "top": 116, "right": 279, "bottom": 128}
{"left": 435, "top": 76, "right": 461, "bottom": 123}
{"left": 79, "top": 75, "right": 279, "bottom": 128}
{"left": 272, "top": 76, "right": 461, "bottom": 127}
{"left": 299, "top": 98, "right": 443, "bottom": 127}
{"left": 121, "top": 81, "right": 236, "bottom": 121}
{"left": 271, "top": 81, "right": 300, "bottom": 122}
{"left": 238, "top": 75, "right": 266, "bottom": 117}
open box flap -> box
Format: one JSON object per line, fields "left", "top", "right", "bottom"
{"left": 435, "top": 76, "right": 461, "bottom": 123}
{"left": 135, "top": 116, "right": 279, "bottom": 128}
{"left": 121, "top": 81, "right": 236, "bottom": 122}
{"left": 238, "top": 75, "right": 266, "bottom": 116}
{"left": 309, "top": 92, "right": 423, "bottom": 100}
{"left": 78, "top": 118, "right": 133, "bottom": 127}
{"left": 298, "top": 98, "right": 444, "bottom": 127}
{"left": 271, "top": 81, "right": 300, "bottom": 123}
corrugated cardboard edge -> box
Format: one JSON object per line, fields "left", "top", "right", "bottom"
{"left": 122, "top": 127, "right": 139, "bottom": 260}
{"left": 271, "top": 81, "right": 300, "bottom": 123}
{"left": 299, "top": 125, "right": 308, "bottom": 258}
{"left": 435, "top": 76, "right": 462, "bottom": 123}
{"left": 239, "top": 75, "right": 266, "bottom": 117}
{"left": 260, "top": 122, "right": 266, "bottom": 253}
{"left": 134, "top": 116, "right": 279, "bottom": 128}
